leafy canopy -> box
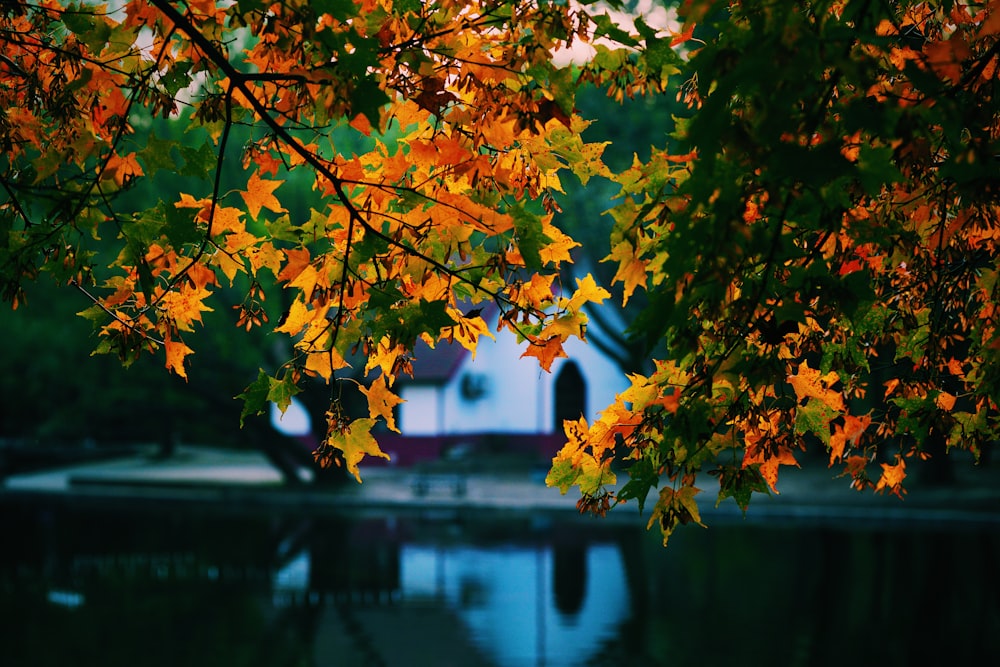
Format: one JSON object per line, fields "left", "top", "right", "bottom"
{"left": 2, "top": 0, "right": 999, "bottom": 543}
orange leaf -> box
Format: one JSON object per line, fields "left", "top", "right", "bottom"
{"left": 240, "top": 171, "right": 286, "bottom": 220}
{"left": 935, "top": 391, "right": 956, "bottom": 411}
{"left": 277, "top": 247, "right": 311, "bottom": 283}
{"left": 521, "top": 335, "right": 566, "bottom": 372}
{"left": 161, "top": 284, "right": 213, "bottom": 332}
{"left": 788, "top": 361, "right": 846, "bottom": 411}
{"left": 164, "top": 338, "right": 194, "bottom": 379}
{"left": 744, "top": 445, "right": 798, "bottom": 494}
{"left": 829, "top": 414, "right": 871, "bottom": 465}
{"left": 875, "top": 456, "right": 907, "bottom": 498}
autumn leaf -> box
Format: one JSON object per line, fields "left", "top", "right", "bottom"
{"left": 648, "top": 486, "right": 705, "bottom": 546}
{"left": 445, "top": 308, "right": 495, "bottom": 358}
{"left": 302, "top": 348, "right": 350, "bottom": 382}
{"left": 564, "top": 273, "right": 611, "bottom": 312}
{"left": 6, "top": 0, "right": 1000, "bottom": 549}
{"left": 742, "top": 445, "right": 798, "bottom": 494}
{"left": 160, "top": 284, "right": 213, "bottom": 332}
{"left": 360, "top": 374, "right": 405, "bottom": 433}
{"left": 935, "top": 391, "right": 957, "bottom": 411}
{"left": 604, "top": 241, "right": 647, "bottom": 306}
{"left": 327, "top": 418, "right": 390, "bottom": 483}
{"left": 240, "top": 172, "right": 287, "bottom": 220}
{"left": 829, "top": 413, "right": 872, "bottom": 465}
{"left": 788, "top": 361, "right": 846, "bottom": 412}
{"left": 875, "top": 455, "right": 907, "bottom": 498}
{"left": 164, "top": 338, "right": 194, "bottom": 379}
{"left": 521, "top": 335, "right": 567, "bottom": 372}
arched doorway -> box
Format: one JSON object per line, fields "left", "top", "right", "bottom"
{"left": 554, "top": 361, "right": 586, "bottom": 427}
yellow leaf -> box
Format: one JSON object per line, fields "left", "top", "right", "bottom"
{"left": 541, "top": 310, "right": 589, "bottom": 341}
{"left": 274, "top": 298, "right": 312, "bottom": 336}
{"left": 327, "top": 418, "right": 390, "bottom": 483}
{"left": 360, "top": 374, "right": 405, "bottom": 433}
{"left": 365, "top": 337, "right": 406, "bottom": 377}
{"left": 564, "top": 273, "right": 611, "bottom": 312}
{"left": 446, "top": 308, "right": 495, "bottom": 358}
{"left": 538, "top": 219, "right": 580, "bottom": 267}
{"left": 302, "top": 348, "right": 349, "bottom": 382}
{"left": 240, "top": 171, "right": 286, "bottom": 220}
{"left": 603, "top": 241, "right": 647, "bottom": 306}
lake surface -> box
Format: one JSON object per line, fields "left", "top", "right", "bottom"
{"left": 3, "top": 500, "right": 998, "bottom": 666}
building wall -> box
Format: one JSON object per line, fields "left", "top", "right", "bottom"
{"left": 397, "top": 324, "right": 629, "bottom": 437}
{"left": 398, "top": 385, "right": 442, "bottom": 436}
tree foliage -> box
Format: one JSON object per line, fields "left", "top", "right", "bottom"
{"left": 2, "top": 0, "right": 999, "bottom": 543}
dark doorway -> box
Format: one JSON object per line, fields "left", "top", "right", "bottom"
{"left": 554, "top": 361, "right": 586, "bottom": 426}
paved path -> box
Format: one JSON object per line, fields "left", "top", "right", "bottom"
{"left": 3, "top": 445, "right": 999, "bottom": 527}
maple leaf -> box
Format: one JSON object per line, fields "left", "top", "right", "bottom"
{"left": 164, "top": 338, "right": 194, "bottom": 379}
{"left": 604, "top": 241, "right": 647, "bottom": 306}
{"left": 360, "top": 374, "right": 405, "bottom": 433}
{"left": 787, "top": 361, "right": 846, "bottom": 412}
{"left": 160, "top": 284, "right": 213, "bottom": 332}
{"left": 564, "top": 273, "right": 611, "bottom": 312}
{"left": 326, "top": 418, "right": 390, "bottom": 483}
{"left": 742, "top": 445, "right": 798, "bottom": 494}
{"left": 445, "top": 308, "right": 495, "bottom": 358}
{"left": 240, "top": 172, "right": 286, "bottom": 220}
{"left": 829, "top": 413, "right": 872, "bottom": 465}
{"left": 648, "top": 486, "right": 706, "bottom": 546}
{"left": 875, "top": 455, "right": 907, "bottom": 498}
{"left": 541, "top": 310, "right": 589, "bottom": 340}
{"left": 276, "top": 247, "right": 312, "bottom": 283}
{"left": 538, "top": 219, "right": 581, "bottom": 266}
{"left": 521, "top": 335, "right": 567, "bottom": 372}
{"left": 302, "top": 348, "right": 350, "bottom": 382}
{"left": 274, "top": 298, "right": 312, "bottom": 336}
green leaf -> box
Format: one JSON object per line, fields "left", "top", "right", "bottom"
{"left": 62, "top": 4, "right": 112, "bottom": 53}
{"left": 313, "top": 0, "right": 359, "bottom": 21}
{"left": 236, "top": 369, "right": 270, "bottom": 427}
{"left": 138, "top": 131, "right": 178, "bottom": 178}
{"left": 715, "top": 465, "right": 769, "bottom": 513}
{"left": 591, "top": 13, "right": 639, "bottom": 46}
{"left": 352, "top": 76, "right": 390, "bottom": 127}
{"left": 331, "top": 418, "right": 390, "bottom": 482}
{"left": 267, "top": 373, "right": 302, "bottom": 413}
{"left": 857, "top": 144, "right": 902, "bottom": 194}
{"left": 510, "top": 204, "right": 545, "bottom": 270}
{"left": 545, "top": 455, "right": 581, "bottom": 494}
{"left": 794, "top": 400, "right": 840, "bottom": 447}
{"left": 179, "top": 141, "right": 218, "bottom": 179}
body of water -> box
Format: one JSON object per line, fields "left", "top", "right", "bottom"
{"left": 3, "top": 500, "right": 998, "bottom": 666}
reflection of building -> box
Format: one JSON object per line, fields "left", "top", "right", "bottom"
{"left": 398, "top": 542, "right": 631, "bottom": 667}
{"left": 380, "top": 307, "right": 630, "bottom": 465}
{"left": 271, "top": 519, "right": 633, "bottom": 667}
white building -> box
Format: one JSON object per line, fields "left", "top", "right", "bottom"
{"left": 379, "top": 307, "right": 630, "bottom": 465}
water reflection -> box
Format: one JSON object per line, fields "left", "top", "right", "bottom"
{"left": 3, "top": 503, "right": 999, "bottom": 666}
